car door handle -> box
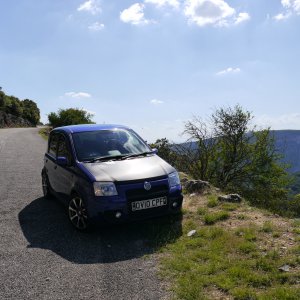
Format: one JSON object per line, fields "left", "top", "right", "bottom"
{"left": 54, "top": 165, "right": 57, "bottom": 170}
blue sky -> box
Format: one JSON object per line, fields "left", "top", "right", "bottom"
{"left": 0, "top": 0, "right": 300, "bottom": 142}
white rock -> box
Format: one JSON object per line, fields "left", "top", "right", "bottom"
{"left": 279, "top": 264, "right": 290, "bottom": 272}
{"left": 187, "top": 230, "right": 196, "bottom": 237}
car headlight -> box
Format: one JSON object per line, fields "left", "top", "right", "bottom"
{"left": 93, "top": 182, "right": 118, "bottom": 196}
{"left": 168, "top": 171, "right": 181, "bottom": 188}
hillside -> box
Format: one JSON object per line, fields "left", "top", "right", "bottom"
{"left": 158, "top": 185, "right": 300, "bottom": 299}
{"left": 273, "top": 130, "right": 300, "bottom": 173}
{"left": 178, "top": 130, "right": 300, "bottom": 174}
{"left": 0, "top": 89, "right": 40, "bottom": 128}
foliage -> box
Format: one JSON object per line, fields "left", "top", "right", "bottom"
{"left": 150, "top": 138, "right": 180, "bottom": 168}
{"left": 48, "top": 108, "right": 95, "bottom": 128}
{"left": 155, "top": 105, "right": 291, "bottom": 211}
{"left": 289, "top": 172, "right": 300, "bottom": 195}
{"left": 0, "top": 90, "right": 40, "bottom": 125}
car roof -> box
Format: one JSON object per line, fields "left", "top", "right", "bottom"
{"left": 52, "top": 124, "right": 131, "bottom": 134}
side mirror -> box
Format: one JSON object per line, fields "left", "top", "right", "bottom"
{"left": 151, "top": 148, "right": 158, "bottom": 154}
{"left": 56, "top": 156, "right": 68, "bottom": 166}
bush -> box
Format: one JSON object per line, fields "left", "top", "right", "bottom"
{"left": 48, "top": 108, "right": 95, "bottom": 128}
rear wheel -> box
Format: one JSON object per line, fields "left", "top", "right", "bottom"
{"left": 42, "top": 172, "right": 51, "bottom": 199}
{"left": 68, "top": 195, "right": 89, "bottom": 231}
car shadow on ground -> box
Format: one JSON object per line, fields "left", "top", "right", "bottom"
{"left": 18, "top": 197, "right": 182, "bottom": 264}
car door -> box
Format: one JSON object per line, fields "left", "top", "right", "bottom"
{"left": 54, "top": 133, "right": 74, "bottom": 201}
{"left": 45, "top": 132, "right": 59, "bottom": 192}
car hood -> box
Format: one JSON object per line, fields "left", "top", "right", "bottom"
{"left": 81, "top": 155, "right": 175, "bottom": 182}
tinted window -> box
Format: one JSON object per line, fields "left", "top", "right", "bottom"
{"left": 57, "top": 134, "right": 71, "bottom": 161}
{"left": 72, "top": 129, "right": 150, "bottom": 161}
{"left": 48, "top": 133, "right": 58, "bottom": 157}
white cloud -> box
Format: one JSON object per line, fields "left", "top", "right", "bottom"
{"left": 274, "top": 0, "right": 300, "bottom": 21}
{"left": 145, "top": 0, "right": 180, "bottom": 9}
{"left": 120, "top": 3, "right": 150, "bottom": 25}
{"left": 64, "top": 92, "right": 92, "bottom": 99}
{"left": 150, "top": 99, "right": 164, "bottom": 104}
{"left": 184, "top": 0, "right": 236, "bottom": 27}
{"left": 273, "top": 12, "right": 291, "bottom": 20}
{"left": 88, "top": 22, "right": 105, "bottom": 31}
{"left": 216, "top": 67, "right": 241, "bottom": 75}
{"left": 256, "top": 113, "right": 300, "bottom": 130}
{"left": 234, "top": 12, "right": 250, "bottom": 25}
{"left": 77, "top": 0, "right": 101, "bottom": 15}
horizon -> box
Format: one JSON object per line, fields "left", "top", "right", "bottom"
{"left": 1, "top": 0, "right": 299, "bottom": 142}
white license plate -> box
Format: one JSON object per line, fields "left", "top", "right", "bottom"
{"left": 131, "top": 197, "right": 167, "bottom": 211}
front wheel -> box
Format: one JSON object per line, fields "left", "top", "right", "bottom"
{"left": 68, "top": 195, "right": 90, "bottom": 231}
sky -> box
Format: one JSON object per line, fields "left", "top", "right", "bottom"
{"left": 0, "top": 0, "right": 300, "bottom": 142}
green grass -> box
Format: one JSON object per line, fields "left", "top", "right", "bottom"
{"left": 221, "top": 202, "right": 239, "bottom": 211}
{"left": 207, "top": 195, "right": 219, "bottom": 208}
{"left": 160, "top": 209, "right": 300, "bottom": 299}
{"left": 261, "top": 221, "right": 275, "bottom": 233}
{"left": 38, "top": 127, "right": 50, "bottom": 140}
{"left": 204, "top": 211, "right": 230, "bottom": 225}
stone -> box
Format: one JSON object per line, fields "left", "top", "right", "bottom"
{"left": 187, "top": 230, "right": 196, "bottom": 237}
{"left": 279, "top": 265, "right": 290, "bottom": 272}
{"left": 218, "top": 194, "right": 242, "bottom": 203}
{"left": 0, "top": 111, "right": 34, "bottom": 128}
{"left": 184, "top": 180, "right": 210, "bottom": 193}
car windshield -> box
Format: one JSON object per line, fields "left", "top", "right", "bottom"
{"left": 72, "top": 129, "right": 151, "bottom": 162}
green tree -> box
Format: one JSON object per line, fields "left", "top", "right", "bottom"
{"left": 22, "top": 99, "right": 40, "bottom": 125}
{"left": 48, "top": 108, "right": 95, "bottom": 128}
{"left": 10, "top": 97, "right": 23, "bottom": 117}
{"left": 182, "top": 105, "right": 290, "bottom": 206}
{"left": 150, "top": 138, "right": 179, "bottom": 167}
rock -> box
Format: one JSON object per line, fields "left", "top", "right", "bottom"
{"left": 187, "top": 230, "right": 196, "bottom": 237}
{"left": 279, "top": 264, "right": 290, "bottom": 272}
{"left": 0, "top": 111, "right": 34, "bottom": 128}
{"left": 218, "top": 194, "right": 242, "bottom": 203}
{"left": 189, "top": 193, "right": 196, "bottom": 197}
{"left": 184, "top": 180, "right": 210, "bottom": 193}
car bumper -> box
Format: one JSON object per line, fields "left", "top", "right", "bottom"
{"left": 86, "top": 177, "right": 183, "bottom": 224}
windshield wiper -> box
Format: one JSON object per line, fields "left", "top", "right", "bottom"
{"left": 84, "top": 151, "right": 154, "bottom": 163}
{"left": 84, "top": 155, "right": 126, "bottom": 163}
{"left": 119, "top": 151, "right": 154, "bottom": 160}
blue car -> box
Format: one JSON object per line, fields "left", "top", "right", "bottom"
{"left": 42, "top": 124, "right": 183, "bottom": 230}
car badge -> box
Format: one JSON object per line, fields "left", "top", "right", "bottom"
{"left": 144, "top": 181, "right": 151, "bottom": 191}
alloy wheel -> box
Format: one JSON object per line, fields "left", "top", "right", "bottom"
{"left": 68, "top": 196, "right": 88, "bottom": 230}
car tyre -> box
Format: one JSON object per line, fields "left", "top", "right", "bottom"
{"left": 42, "top": 172, "right": 51, "bottom": 199}
{"left": 68, "top": 194, "right": 90, "bottom": 231}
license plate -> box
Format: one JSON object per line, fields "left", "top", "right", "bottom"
{"left": 131, "top": 197, "right": 167, "bottom": 211}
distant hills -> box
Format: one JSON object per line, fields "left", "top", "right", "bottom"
{"left": 179, "top": 130, "right": 300, "bottom": 174}
{"left": 273, "top": 130, "right": 300, "bottom": 173}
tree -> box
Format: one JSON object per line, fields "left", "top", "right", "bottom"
{"left": 150, "top": 138, "right": 179, "bottom": 167}
{"left": 48, "top": 108, "right": 95, "bottom": 128}
{"left": 182, "top": 105, "right": 290, "bottom": 206}
{"left": 22, "top": 99, "right": 40, "bottom": 125}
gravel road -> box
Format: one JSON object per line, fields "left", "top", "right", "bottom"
{"left": 0, "top": 128, "right": 178, "bottom": 300}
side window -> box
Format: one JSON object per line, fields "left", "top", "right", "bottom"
{"left": 48, "top": 133, "right": 58, "bottom": 157}
{"left": 57, "top": 134, "right": 71, "bottom": 162}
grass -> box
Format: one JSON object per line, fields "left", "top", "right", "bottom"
{"left": 204, "top": 211, "right": 230, "bottom": 225}
{"left": 207, "top": 195, "right": 219, "bottom": 208}
{"left": 38, "top": 127, "right": 51, "bottom": 140}
{"left": 158, "top": 192, "right": 300, "bottom": 300}
{"left": 261, "top": 221, "right": 275, "bottom": 233}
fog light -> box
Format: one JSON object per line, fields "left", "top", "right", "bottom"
{"left": 115, "top": 212, "right": 122, "bottom": 218}
{"left": 172, "top": 202, "right": 178, "bottom": 208}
